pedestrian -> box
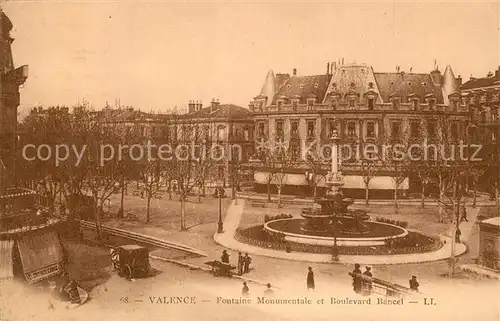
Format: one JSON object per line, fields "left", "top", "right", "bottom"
{"left": 221, "top": 250, "right": 229, "bottom": 264}
{"left": 241, "top": 281, "right": 249, "bottom": 297}
{"left": 362, "top": 266, "right": 373, "bottom": 296}
{"left": 461, "top": 205, "right": 468, "bottom": 222}
{"left": 264, "top": 283, "right": 274, "bottom": 297}
{"left": 243, "top": 253, "right": 252, "bottom": 273}
{"left": 409, "top": 275, "right": 419, "bottom": 291}
{"left": 455, "top": 228, "right": 461, "bottom": 243}
{"left": 351, "top": 263, "right": 362, "bottom": 294}
{"left": 237, "top": 252, "right": 244, "bottom": 275}
{"left": 140, "top": 189, "right": 144, "bottom": 199}
{"left": 307, "top": 267, "right": 315, "bottom": 291}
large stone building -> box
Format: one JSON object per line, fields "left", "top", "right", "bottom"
{"left": 0, "top": 11, "right": 28, "bottom": 189}
{"left": 460, "top": 67, "right": 500, "bottom": 197}
{"left": 249, "top": 61, "right": 469, "bottom": 197}
{"left": 166, "top": 99, "right": 255, "bottom": 189}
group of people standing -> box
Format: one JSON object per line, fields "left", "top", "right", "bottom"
{"left": 351, "top": 263, "right": 373, "bottom": 295}
{"left": 221, "top": 250, "right": 252, "bottom": 275}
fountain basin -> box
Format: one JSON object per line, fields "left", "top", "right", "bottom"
{"left": 264, "top": 218, "right": 408, "bottom": 247}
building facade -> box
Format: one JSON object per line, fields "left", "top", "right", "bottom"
{"left": 249, "top": 61, "right": 469, "bottom": 197}
{"left": 166, "top": 99, "right": 255, "bottom": 189}
{"left": 0, "top": 11, "right": 28, "bottom": 190}
{"left": 460, "top": 67, "right": 500, "bottom": 198}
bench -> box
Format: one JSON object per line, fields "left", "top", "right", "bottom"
{"left": 251, "top": 200, "right": 267, "bottom": 208}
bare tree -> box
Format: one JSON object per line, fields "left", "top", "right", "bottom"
{"left": 139, "top": 159, "right": 163, "bottom": 223}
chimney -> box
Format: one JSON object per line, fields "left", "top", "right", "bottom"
{"left": 332, "top": 62, "right": 336, "bottom": 73}
{"left": 327, "top": 62, "right": 330, "bottom": 75}
{"left": 341, "top": 58, "right": 344, "bottom": 65}
{"left": 293, "top": 68, "right": 297, "bottom": 76}
{"left": 396, "top": 66, "right": 400, "bottom": 72}
{"left": 196, "top": 100, "right": 202, "bottom": 111}
{"left": 456, "top": 75, "right": 462, "bottom": 87}
{"left": 210, "top": 98, "right": 220, "bottom": 112}
{"left": 188, "top": 100, "right": 196, "bottom": 113}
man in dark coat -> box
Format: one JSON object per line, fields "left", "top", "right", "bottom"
{"left": 307, "top": 267, "right": 315, "bottom": 291}
{"left": 409, "top": 275, "right": 419, "bottom": 291}
{"left": 237, "top": 252, "right": 244, "bottom": 275}
{"left": 461, "top": 205, "right": 468, "bottom": 222}
{"left": 351, "top": 263, "right": 362, "bottom": 293}
{"left": 243, "top": 253, "right": 252, "bottom": 273}
{"left": 221, "top": 250, "right": 229, "bottom": 264}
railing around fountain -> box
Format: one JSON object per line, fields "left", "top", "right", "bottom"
{"left": 235, "top": 225, "right": 443, "bottom": 255}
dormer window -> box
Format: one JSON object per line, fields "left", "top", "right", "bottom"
{"left": 292, "top": 99, "right": 299, "bottom": 110}
{"left": 411, "top": 99, "right": 419, "bottom": 110}
{"left": 348, "top": 99, "right": 355, "bottom": 109}
{"left": 299, "top": 84, "right": 304, "bottom": 89}
{"left": 392, "top": 97, "right": 400, "bottom": 110}
{"left": 277, "top": 100, "right": 283, "bottom": 108}
{"left": 307, "top": 98, "right": 315, "bottom": 109}
{"left": 314, "top": 83, "right": 319, "bottom": 89}
{"left": 428, "top": 98, "right": 436, "bottom": 110}
{"left": 367, "top": 98, "right": 374, "bottom": 110}
{"left": 452, "top": 100, "right": 459, "bottom": 111}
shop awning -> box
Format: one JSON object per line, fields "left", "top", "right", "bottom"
{"left": 0, "top": 239, "right": 14, "bottom": 280}
{"left": 17, "top": 229, "right": 63, "bottom": 284}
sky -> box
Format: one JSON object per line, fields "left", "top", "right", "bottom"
{"left": 3, "top": 1, "right": 500, "bottom": 116}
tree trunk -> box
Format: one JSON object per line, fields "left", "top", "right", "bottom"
{"left": 146, "top": 193, "right": 151, "bottom": 223}
{"left": 421, "top": 184, "right": 426, "bottom": 209}
{"left": 180, "top": 196, "right": 187, "bottom": 231}
{"left": 394, "top": 186, "right": 398, "bottom": 212}
{"left": 277, "top": 185, "right": 282, "bottom": 208}
{"left": 439, "top": 178, "right": 445, "bottom": 221}
{"left": 449, "top": 201, "right": 460, "bottom": 277}
{"left": 93, "top": 193, "right": 102, "bottom": 242}
{"left": 473, "top": 181, "right": 477, "bottom": 208}
{"left": 365, "top": 184, "right": 369, "bottom": 206}
{"left": 313, "top": 185, "right": 318, "bottom": 199}
{"left": 119, "top": 178, "right": 125, "bottom": 218}
{"left": 168, "top": 181, "right": 172, "bottom": 200}
{"left": 496, "top": 182, "right": 500, "bottom": 216}
{"left": 267, "top": 178, "right": 271, "bottom": 203}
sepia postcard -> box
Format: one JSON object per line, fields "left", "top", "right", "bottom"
{"left": 0, "top": 1, "right": 499, "bottom": 320}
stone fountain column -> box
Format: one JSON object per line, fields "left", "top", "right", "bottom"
{"left": 326, "top": 129, "right": 344, "bottom": 196}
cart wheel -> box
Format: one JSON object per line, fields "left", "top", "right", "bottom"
{"left": 124, "top": 264, "right": 132, "bottom": 280}
{"left": 116, "top": 266, "right": 123, "bottom": 277}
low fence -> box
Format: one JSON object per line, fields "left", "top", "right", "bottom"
{"left": 234, "top": 225, "right": 442, "bottom": 256}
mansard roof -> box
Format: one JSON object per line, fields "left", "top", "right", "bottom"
{"left": 272, "top": 74, "right": 332, "bottom": 104}
{"left": 373, "top": 72, "right": 444, "bottom": 104}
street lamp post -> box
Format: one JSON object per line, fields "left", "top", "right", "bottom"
{"left": 217, "top": 186, "right": 224, "bottom": 233}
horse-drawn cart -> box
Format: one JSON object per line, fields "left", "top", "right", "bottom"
{"left": 110, "top": 245, "right": 151, "bottom": 280}
{"left": 204, "top": 260, "right": 236, "bottom": 277}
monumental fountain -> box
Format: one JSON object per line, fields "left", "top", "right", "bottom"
{"left": 263, "top": 130, "right": 408, "bottom": 250}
